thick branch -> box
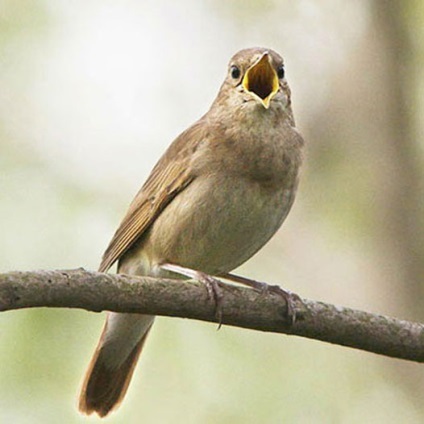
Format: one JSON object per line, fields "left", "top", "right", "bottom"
{"left": 0, "top": 268, "right": 423, "bottom": 362}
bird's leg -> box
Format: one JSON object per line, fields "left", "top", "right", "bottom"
{"left": 221, "top": 272, "right": 297, "bottom": 324}
{"left": 160, "top": 263, "right": 224, "bottom": 323}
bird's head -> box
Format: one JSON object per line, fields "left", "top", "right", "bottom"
{"left": 211, "top": 47, "right": 292, "bottom": 121}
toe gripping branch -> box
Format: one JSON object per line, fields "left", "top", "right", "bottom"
{"left": 160, "top": 264, "right": 296, "bottom": 328}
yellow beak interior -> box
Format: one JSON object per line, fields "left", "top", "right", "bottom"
{"left": 242, "top": 52, "right": 279, "bottom": 109}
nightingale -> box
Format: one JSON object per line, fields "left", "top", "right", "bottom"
{"left": 79, "top": 47, "right": 304, "bottom": 417}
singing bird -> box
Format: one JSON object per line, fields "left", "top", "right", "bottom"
{"left": 79, "top": 47, "right": 304, "bottom": 417}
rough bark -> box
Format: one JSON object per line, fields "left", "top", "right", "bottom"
{"left": 0, "top": 268, "right": 423, "bottom": 363}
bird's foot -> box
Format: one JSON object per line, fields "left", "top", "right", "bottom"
{"left": 222, "top": 273, "right": 297, "bottom": 325}
{"left": 160, "top": 263, "right": 224, "bottom": 325}
{"left": 195, "top": 272, "right": 224, "bottom": 325}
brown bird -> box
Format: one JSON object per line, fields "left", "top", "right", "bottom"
{"left": 79, "top": 47, "right": 304, "bottom": 417}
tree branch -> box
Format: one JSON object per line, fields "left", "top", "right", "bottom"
{"left": 0, "top": 268, "right": 423, "bottom": 362}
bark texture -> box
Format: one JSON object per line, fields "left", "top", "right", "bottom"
{"left": 0, "top": 268, "right": 423, "bottom": 362}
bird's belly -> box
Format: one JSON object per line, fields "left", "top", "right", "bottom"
{"left": 142, "top": 174, "right": 296, "bottom": 275}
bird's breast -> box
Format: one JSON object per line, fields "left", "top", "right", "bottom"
{"left": 195, "top": 116, "right": 302, "bottom": 190}
{"left": 141, "top": 169, "right": 298, "bottom": 275}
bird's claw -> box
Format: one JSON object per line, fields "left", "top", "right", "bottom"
{"left": 247, "top": 281, "right": 297, "bottom": 325}
{"left": 199, "top": 273, "right": 224, "bottom": 327}
{"left": 267, "top": 285, "right": 297, "bottom": 325}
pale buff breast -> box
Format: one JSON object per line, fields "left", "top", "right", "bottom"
{"left": 131, "top": 171, "right": 297, "bottom": 275}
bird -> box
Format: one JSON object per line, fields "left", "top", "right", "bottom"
{"left": 78, "top": 47, "right": 305, "bottom": 417}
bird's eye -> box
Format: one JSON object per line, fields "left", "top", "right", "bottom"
{"left": 230, "top": 65, "right": 241, "bottom": 79}
{"left": 277, "top": 65, "right": 285, "bottom": 79}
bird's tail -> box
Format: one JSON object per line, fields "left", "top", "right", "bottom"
{"left": 78, "top": 312, "right": 154, "bottom": 417}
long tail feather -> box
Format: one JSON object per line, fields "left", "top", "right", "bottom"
{"left": 79, "top": 313, "right": 154, "bottom": 417}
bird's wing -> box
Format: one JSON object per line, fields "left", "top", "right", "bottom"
{"left": 98, "top": 121, "right": 206, "bottom": 273}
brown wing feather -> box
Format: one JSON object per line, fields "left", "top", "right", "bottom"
{"left": 98, "top": 120, "right": 205, "bottom": 273}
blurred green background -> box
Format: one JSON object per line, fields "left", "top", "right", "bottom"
{"left": 1, "top": 1, "right": 423, "bottom": 423}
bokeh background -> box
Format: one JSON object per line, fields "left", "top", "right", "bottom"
{"left": 1, "top": 1, "right": 423, "bottom": 423}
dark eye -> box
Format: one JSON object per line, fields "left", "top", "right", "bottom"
{"left": 277, "top": 65, "right": 285, "bottom": 79}
{"left": 230, "top": 65, "right": 241, "bottom": 79}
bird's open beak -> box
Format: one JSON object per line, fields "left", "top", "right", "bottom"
{"left": 242, "top": 52, "right": 279, "bottom": 109}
